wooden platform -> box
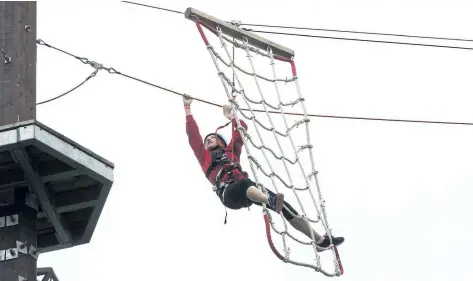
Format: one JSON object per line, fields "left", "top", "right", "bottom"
{"left": 0, "top": 120, "right": 114, "bottom": 254}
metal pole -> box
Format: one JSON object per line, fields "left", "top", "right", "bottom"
{"left": 0, "top": 2, "right": 38, "bottom": 281}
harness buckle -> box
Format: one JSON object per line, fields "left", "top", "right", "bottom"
{"left": 212, "top": 162, "right": 240, "bottom": 192}
{"left": 212, "top": 181, "right": 227, "bottom": 192}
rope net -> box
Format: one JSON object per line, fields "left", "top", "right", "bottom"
{"left": 190, "top": 15, "right": 343, "bottom": 277}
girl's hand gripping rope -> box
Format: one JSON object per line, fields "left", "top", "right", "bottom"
{"left": 223, "top": 104, "right": 234, "bottom": 120}
{"left": 183, "top": 94, "right": 193, "bottom": 106}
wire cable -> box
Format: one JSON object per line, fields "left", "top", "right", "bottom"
{"left": 238, "top": 23, "right": 473, "bottom": 43}
{"left": 121, "top": 1, "right": 183, "bottom": 14}
{"left": 242, "top": 29, "right": 473, "bottom": 51}
{"left": 37, "top": 69, "right": 99, "bottom": 105}
{"left": 121, "top": 1, "right": 473, "bottom": 51}
{"left": 36, "top": 39, "right": 473, "bottom": 126}
{"left": 115, "top": 72, "right": 222, "bottom": 107}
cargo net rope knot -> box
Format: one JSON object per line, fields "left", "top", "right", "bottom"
{"left": 189, "top": 13, "right": 343, "bottom": 277}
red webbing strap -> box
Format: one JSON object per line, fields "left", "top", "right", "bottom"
{"left": 334, "top": 247, "right": 344, "bottom": 275}
{"left": 214, "top": 120, "right": 231, "bottom": 148}
{"left": 265, "top": 212, "right": 344, "bottom": 274}
{"left": 263, "top": 213, "right": 286, "bottom": 261}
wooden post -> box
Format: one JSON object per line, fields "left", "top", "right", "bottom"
{"left": 0, "top": 2, "right": 38, "bottom": 281}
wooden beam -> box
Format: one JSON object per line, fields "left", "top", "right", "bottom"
{"left": 0, "top": 3, "right": 38, "bottom": 281}
{"left": 0, "top": 2, "right": 37, "bottom": 126}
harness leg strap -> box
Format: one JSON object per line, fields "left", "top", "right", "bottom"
{"left": 212, "top": 163, "right": 242, "bottom": 225}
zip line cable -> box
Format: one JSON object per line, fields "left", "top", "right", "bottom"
{"left": 121, "top": 1, "right": 183, "bottom": 14}
{"left": 237, "top": 23, "right": 473, "bottom": 43}
{"left": 36, "top": 39, "right": 473, "bottom": 127}
{"left": 242, "top": 29, "right": 473, "bottom": 51}
{"left": 120, "top": 1, "right": 473, "bottom": 51}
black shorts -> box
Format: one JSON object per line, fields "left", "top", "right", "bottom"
{"left": 218, "top": 178, "right": 298, "bottom": 221}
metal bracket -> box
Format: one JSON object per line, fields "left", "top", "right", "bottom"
{"left": 89, "top": 61, "right": 103, "bottom": 70}
{"left": 25, "top": 192, "right": 39, "bottom": 211}
{"left": 230, "top": 20, "right": 242, "bottom": 27}
{"left": 0, "top": 249, "right": 5, "bottom": 261}
{"left": 28, "top": 245, "right": 39, "bottom": 260}
{"left": 6, "top": 214, "right": 19, "bottom": 226}
{"left": 6, "top": 248, "right": 19, "bottom": 260}
{"left": 17, "top": 241, "right": 28, "bottom": 255}
{"left": 0, "top": 217, "right": 5, "bottom": 227}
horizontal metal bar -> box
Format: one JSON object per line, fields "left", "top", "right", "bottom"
{"left": 38, "top": 200, "right": 98, "bottom": 219}
{"left": 185, "top": 7, "right": 294, "bottom": 59}
{"left": 0, "top": 162, "right": 17, "bottom": 171}
{"left": 41, "top": 169, "right": 81, "bottom": 183}
{"left": 0, "top": 169, "right": 81, "bottom": 192}
{"left": 0, "top": 181, "right": 28, "bottom": 192}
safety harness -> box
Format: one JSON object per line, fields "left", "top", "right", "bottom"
{"left": 212, "top": 162, "right": 243, "bottom": 192}
{"left": 204, "top": 146, "right": 245, "bottom": 224}
{"left": 213, "top": 161, "right": 244, "bottom": 224}
{"left": 206, "top": 147, "right": 243, "bottom": 194}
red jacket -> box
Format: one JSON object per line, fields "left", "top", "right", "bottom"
{"left": 186, "top": 114, "right": 248, "bottom": 186}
